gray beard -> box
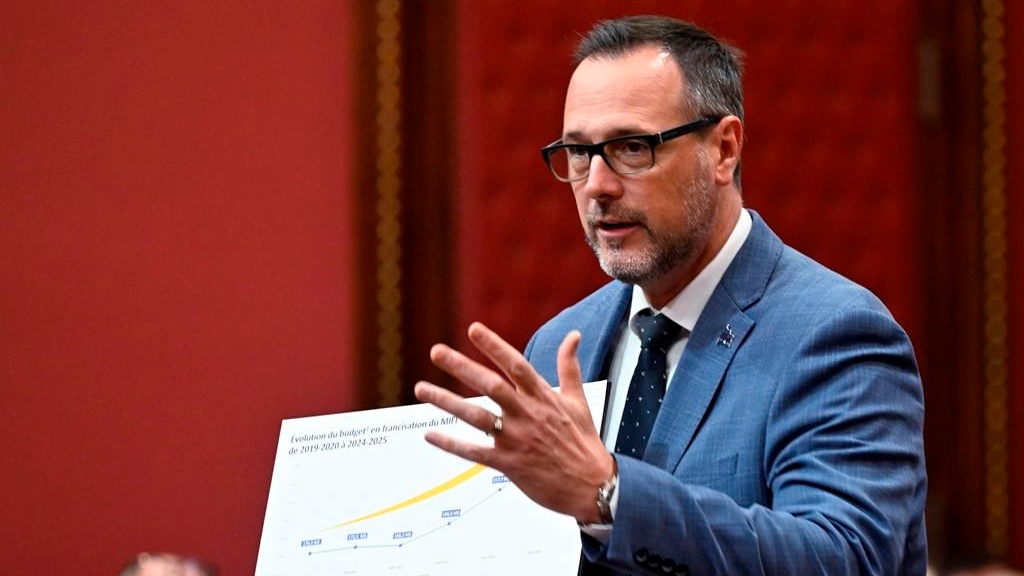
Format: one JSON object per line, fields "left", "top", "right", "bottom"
{"left": 585, "top": 163, "right": 716, "bottom": 288}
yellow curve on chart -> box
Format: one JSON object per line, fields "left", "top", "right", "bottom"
{"left": 323, "top": 463, "right": 488, "bottom": 531}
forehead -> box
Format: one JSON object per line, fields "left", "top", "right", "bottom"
{"left": 563, "top": 45, "right": 685, "bottom": 138}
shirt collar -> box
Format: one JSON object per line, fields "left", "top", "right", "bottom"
{"left": 629, "top": 209, "right": 752, "bottom": 332}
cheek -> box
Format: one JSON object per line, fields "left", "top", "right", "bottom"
{"left": 646, "top": 191, "right": 690, "bottom": 232}
{"left": 572, "top": 188, "right": 589, "bottom": 223}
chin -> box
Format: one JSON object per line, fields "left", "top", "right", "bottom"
{"left": 597, "top": 253, "right": 657, "bottom": 286}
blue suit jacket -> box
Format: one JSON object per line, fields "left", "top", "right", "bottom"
{"left": 524, "top": 211, "right": 927, "bottom": 575}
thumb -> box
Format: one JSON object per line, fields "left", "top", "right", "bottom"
{"left": 556, "top": 329, "right": 583, "bottom": 394}
{"left": 557, "top": 330, "right": 600, "bottom": 436}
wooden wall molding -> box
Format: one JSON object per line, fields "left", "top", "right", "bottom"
{"left": 980, "top": 0, "right": 1009, "bottom": 558}
{"left": 373, "top": 0, "right": 404, "bottom": 407}
{"left": 353, "top": 0, "right": 457, "bottom": 407}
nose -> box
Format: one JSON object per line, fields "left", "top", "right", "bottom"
{"left": 577, "top": 154, "right": 623, "bottom": 200}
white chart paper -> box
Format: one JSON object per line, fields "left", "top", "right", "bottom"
{"left": 256, "top": 381, "right": 607, "bottom": 576}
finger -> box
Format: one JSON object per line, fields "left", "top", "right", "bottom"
{"left": 414, "top": 381, "right": 503, "bottom": 434}
{"left": 422, "top": 430, "right": 498, "bottom": 470}
{"left": 428, "top": 344, "right": 518, "bottom": 404}
{"left": 467, "top": 322, "right": 549, "bottom": 395}
{"left": 556, "top": 330, "right": 598, "bottom": 434}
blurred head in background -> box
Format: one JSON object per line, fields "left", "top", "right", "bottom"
{"left": 117, "top": 552, "right": 217, "bottom": 576}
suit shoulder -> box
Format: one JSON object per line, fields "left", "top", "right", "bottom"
{"left": 531, "top": 281, "right": 624, "bottom": 336}
{"left": 768, "top": 245, "right": 898, "bottom": 320}
{"left": 525, "top": 280, "right": 629, "bottom": 360}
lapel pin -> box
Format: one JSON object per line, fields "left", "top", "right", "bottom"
{"left": 717, "top": 324, "right": 735, "bottom": 348}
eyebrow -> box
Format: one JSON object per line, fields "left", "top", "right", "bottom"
{"left": 562, "top": 125, "right": 650, "bottom": 143}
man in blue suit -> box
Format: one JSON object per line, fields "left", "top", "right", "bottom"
{"left": 414, "top": 15, "right": 927, "bottom": 575}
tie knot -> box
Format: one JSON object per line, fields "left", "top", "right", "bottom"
{"left": 633, "top": 311, "right": 683, "bottom": 350}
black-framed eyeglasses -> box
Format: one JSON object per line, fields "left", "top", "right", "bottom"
{"left": 539, "top": 116, "right": 722, "bottom": 183}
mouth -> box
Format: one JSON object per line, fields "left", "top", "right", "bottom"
{"left": 587, "top": 204, "right": 648, "bottom": 244}
{"left": 593, "top": 217, "right": 642, "bottom": 237}
{"left": 600, "top": 219, "right": 634, "bottom": 228}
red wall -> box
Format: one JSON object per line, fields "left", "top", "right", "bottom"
{"left": 0, "top": 2, "right": 358, "bottom": 574}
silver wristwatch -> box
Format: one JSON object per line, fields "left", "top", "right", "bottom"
{"left": 595, "top": 473, "right": 617, "bottom": 524}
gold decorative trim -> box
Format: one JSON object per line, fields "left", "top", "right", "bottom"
{"left": 375, "top": 0, "right": 403, "bottom": 407}
{"left": 980, "top": 0, "right": 1008, "bottom": 558}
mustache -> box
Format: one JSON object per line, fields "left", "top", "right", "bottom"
{"left": 586, "top": 204, "right": 649, "bottom": 230}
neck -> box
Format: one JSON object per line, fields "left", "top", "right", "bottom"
{"left": 641, "top": 193, "right": 743, "bottom": 309}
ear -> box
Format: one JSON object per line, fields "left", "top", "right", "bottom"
{"left": 712, "top": 116, "right": 743, "bottom": 186}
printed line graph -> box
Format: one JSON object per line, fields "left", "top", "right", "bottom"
{"left": 324, "top": 463, "right": 488, "bottom": 531}
{"left": 308, "top": 466, "right": 510, "bottom": 556}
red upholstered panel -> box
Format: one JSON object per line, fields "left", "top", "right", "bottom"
{"left": 738, "top": 2, "right": 923, "bottom": 337}
{"left": 454, "top": 1, "right": 923, "bottom": 359}
{"left": 453, "top": 9, "right": 604, "bottom": 353}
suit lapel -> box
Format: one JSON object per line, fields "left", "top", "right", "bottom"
{"left": 645, "top": 293, "right": 752, "bottom": 470}
{"left": 576, "top": 282, "right": 632, "bottom": 382}
{"left": 644, "top": 211, "right": 783, "bottom": 471}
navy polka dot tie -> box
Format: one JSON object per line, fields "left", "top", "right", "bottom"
{"left": 614, "top": 311, "right": 683, "bottom": 460}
